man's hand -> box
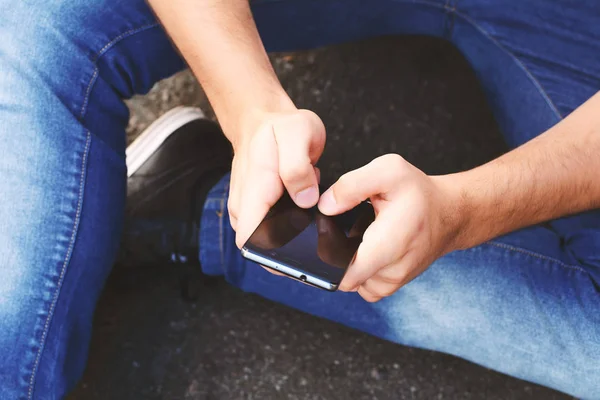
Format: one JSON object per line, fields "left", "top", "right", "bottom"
{"left": 147, "top": 0, "right": 326, "bottom": 248}
{"left": 318, "top": 91, "right": 600, "bottom": 303}
{"left": 318, "top": 154, "right": 461, "bottom": 302}
{"left": 230, "top": 109, "right": 325, "bottom": 248}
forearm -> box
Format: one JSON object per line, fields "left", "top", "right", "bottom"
{"left": 147, "top": 0, "right": 294, "bottom": 144}
{"left": 447, "top": 91, "right": 600, "bottom": 249}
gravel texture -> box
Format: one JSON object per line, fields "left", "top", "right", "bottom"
{"left": 69, "top": 36, "right": 571, "bottom": 400}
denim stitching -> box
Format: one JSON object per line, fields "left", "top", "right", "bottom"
{"left": 398, "top": 0, "right": 562, "bottom": 119}
{"left": 26, "top": 22, "right": 161, "bottom": 399}
{"left": 254, "top": 0, "right": 562, "bottom": 120}
{"left": 443, "top": 0, "right": 457, "bottom": 37}
{"left": 79, "top": 69, "right": 98, "bottom": 120}
{"left": 27, "top": 131, "right": 91, "bottom": 400}
{"left": 78, "top": 23, "right": 160, "bottom": 120}
{"left": 445, "top": 7, "right": 563, "bottom": 119}
{"left": 486, "top": 241, "right": 587, "bottom": 274}
{"left": 22, "top": 0, "right": 570, "bottom": 392}
{"left": 93, "top": 23, "right": 160, "bottom": 62}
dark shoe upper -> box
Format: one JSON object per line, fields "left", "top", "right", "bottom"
{"left": 118, "top": 117, "right": 232, "bottom": 267}
{"left": 127, "top": 118, "right": 232, "bottom": 220}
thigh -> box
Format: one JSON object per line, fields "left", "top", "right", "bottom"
{"left": 0, "top": 0, "right": 184, "bottom": 398}
{"left": 201, "top": 175, "right": 600, "bottom": 399}
{"left": 453, "top": 0, "right": 600, "bottom": 147}
{"left": 449, "top": 0, "right": 600, "bottom": 273}
{"left": 251, "top": 0, "right": 449, "bottom": 52}
{"left": 251, "top": 0, "right": 600, "bottom": 146}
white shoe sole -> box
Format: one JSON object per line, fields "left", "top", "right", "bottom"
{"left": 126, "top": 106, "right": 206, "bottom": 177}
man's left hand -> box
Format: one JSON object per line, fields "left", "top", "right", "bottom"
{"left": 318, "top": 154, "right": 463, "bottom": 302}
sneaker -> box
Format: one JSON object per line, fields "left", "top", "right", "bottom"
{"left": 118, "top": 107, "right": 232, "bottom": 292}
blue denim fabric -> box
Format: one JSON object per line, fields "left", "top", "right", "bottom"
{"left": 0, "top": 0, "right": 599, "bottom": 398}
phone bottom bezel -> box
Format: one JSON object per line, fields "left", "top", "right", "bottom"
{"left": 241, "top": 247, "right": 339, "bottom": 292}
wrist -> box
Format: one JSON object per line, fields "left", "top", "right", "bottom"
{"left": 235, "top": 99, "right": 296, "bottom": 146}
{"left": 219, "top": 89, "right": 296, "bottom": 151}
{"left": 432, "top": 172, "right": 479, "bottom": 252}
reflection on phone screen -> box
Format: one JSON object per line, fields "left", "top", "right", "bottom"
{"left": 244, "top": 194, "right": 374, "bottom": 279}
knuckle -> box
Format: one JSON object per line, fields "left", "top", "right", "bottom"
{"left": 280, "top": 163, "right": 310, "bottom": 184}
{"left": 298, "top": 109, "right": 325, "bottom": 130}
{"left": 292, "top": 112, "right": 314, "bottom": 131}
{"left": 276, "top": 111, "right": 322, "bottom": 140}
{"left": 368, "top": 154, "right": 408, "bottom": 189}
{"left": 381, "top": 153, "right": 406, "bottom": 167}
{"left": 381, "top": 154, "right": 407, "bottom": 175}
{"left": 381, "top": 270, "right": 410, "bottom": 286}
{"left": 380, "top": 276, "right": 404, "bottom": 286}
{"left": 334, "top": 174, "right": 357, "bottom": 200}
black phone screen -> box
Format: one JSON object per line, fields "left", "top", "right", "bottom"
{"left": 242, "top": 194, "right": 375, "bottom": 285}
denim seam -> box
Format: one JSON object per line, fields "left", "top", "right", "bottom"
{"left": 394, "top": 0, "right": 562, "bottom": 120}
{"left": 79, "top": 23, "right": 161, "bottom": 120}
{"left": 485, "top": 241, "right": 587, "bottom": 274}
{"left": 79, "top": 69, "right": 99, "bottom": 120}
{"left": 443, "top": 0, "right": 457, "bottom": 37}
{"left": 93, "top": 23, "right": 160, "bottom": 62}
{"left": 27, "top": 131, "right": 92, "bottom": 400}
{"left": 446, "top": 6, "right": 563, "bottom": 119}
{"left": 26, "top": 22, "right": 160, "bottom": 398}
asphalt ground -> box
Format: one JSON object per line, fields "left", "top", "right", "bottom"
{"left": 69, "top": 36, "right": 571, "bottom": 400}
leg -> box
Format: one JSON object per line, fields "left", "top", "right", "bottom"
{"left": 0, "top": 1, "right": 186, "bottom": 398}
{"left": 202, "top": 177, "right": 600, "bottom": 398}
{"left": 252, "top": 0, "right": 599, "bottom": 145}
{"left": 200, "top": 1, "right": 600, "bottom": 398}
{"left": 2, "top": 0, "right": 459, "bottom": 396}
{"left": 451, "top": 0, "right": 600, "bottom": 272}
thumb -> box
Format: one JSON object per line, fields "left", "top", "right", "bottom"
{"left": 318, "top": 154, "right": 403, "bottom": 215}
{"left": 275, "top": 110, "right": 325, "bottom": 208}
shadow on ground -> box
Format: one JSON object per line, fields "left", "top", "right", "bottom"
{"left": 69, "top": 36, "right": 571, "bottom": 400}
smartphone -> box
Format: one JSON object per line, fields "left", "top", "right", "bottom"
{"left": 241, "top": 194, "right": 374, "bottom": 291}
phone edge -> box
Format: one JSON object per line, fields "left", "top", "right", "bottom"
{"left": 241, "top": 247, "right": 338, "bottom": 292}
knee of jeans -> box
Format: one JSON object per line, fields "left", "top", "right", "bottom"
{"left": 1, "top": 2, "right": 94, "bottom": 118}
{"left": 552, "top": 212, "right": 600, "bottom": 278}
{"left": 371, "top": 254, "right": 486, "bottom": 349}
{"left": 1, "top": 0, "right": 161, "bottom": 114}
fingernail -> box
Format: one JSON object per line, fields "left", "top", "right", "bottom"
{"left": 295, "top": 185, "right": 318, "bottom": 208}
{"left": 318, "top": 189, "right": 336, "bottom": 214}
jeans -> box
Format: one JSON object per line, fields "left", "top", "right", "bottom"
{"left": 1, "top": 0, "right": 599, "bottom": 398}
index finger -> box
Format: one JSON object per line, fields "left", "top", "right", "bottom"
{"left": 318, "top": 154, "right": 405, "bottom": 216}
{"left": 338, "top": 208, "right": 407, "bottom": 291}
{"left": 235, "top": 162, "right": 283, "bottom": 249}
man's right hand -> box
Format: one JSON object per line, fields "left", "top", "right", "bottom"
{"left": 146, "top": 0, "right": 326, "bottom": 248}
{"left": 229, "top": 109, "right": 326, "bottom": 249}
